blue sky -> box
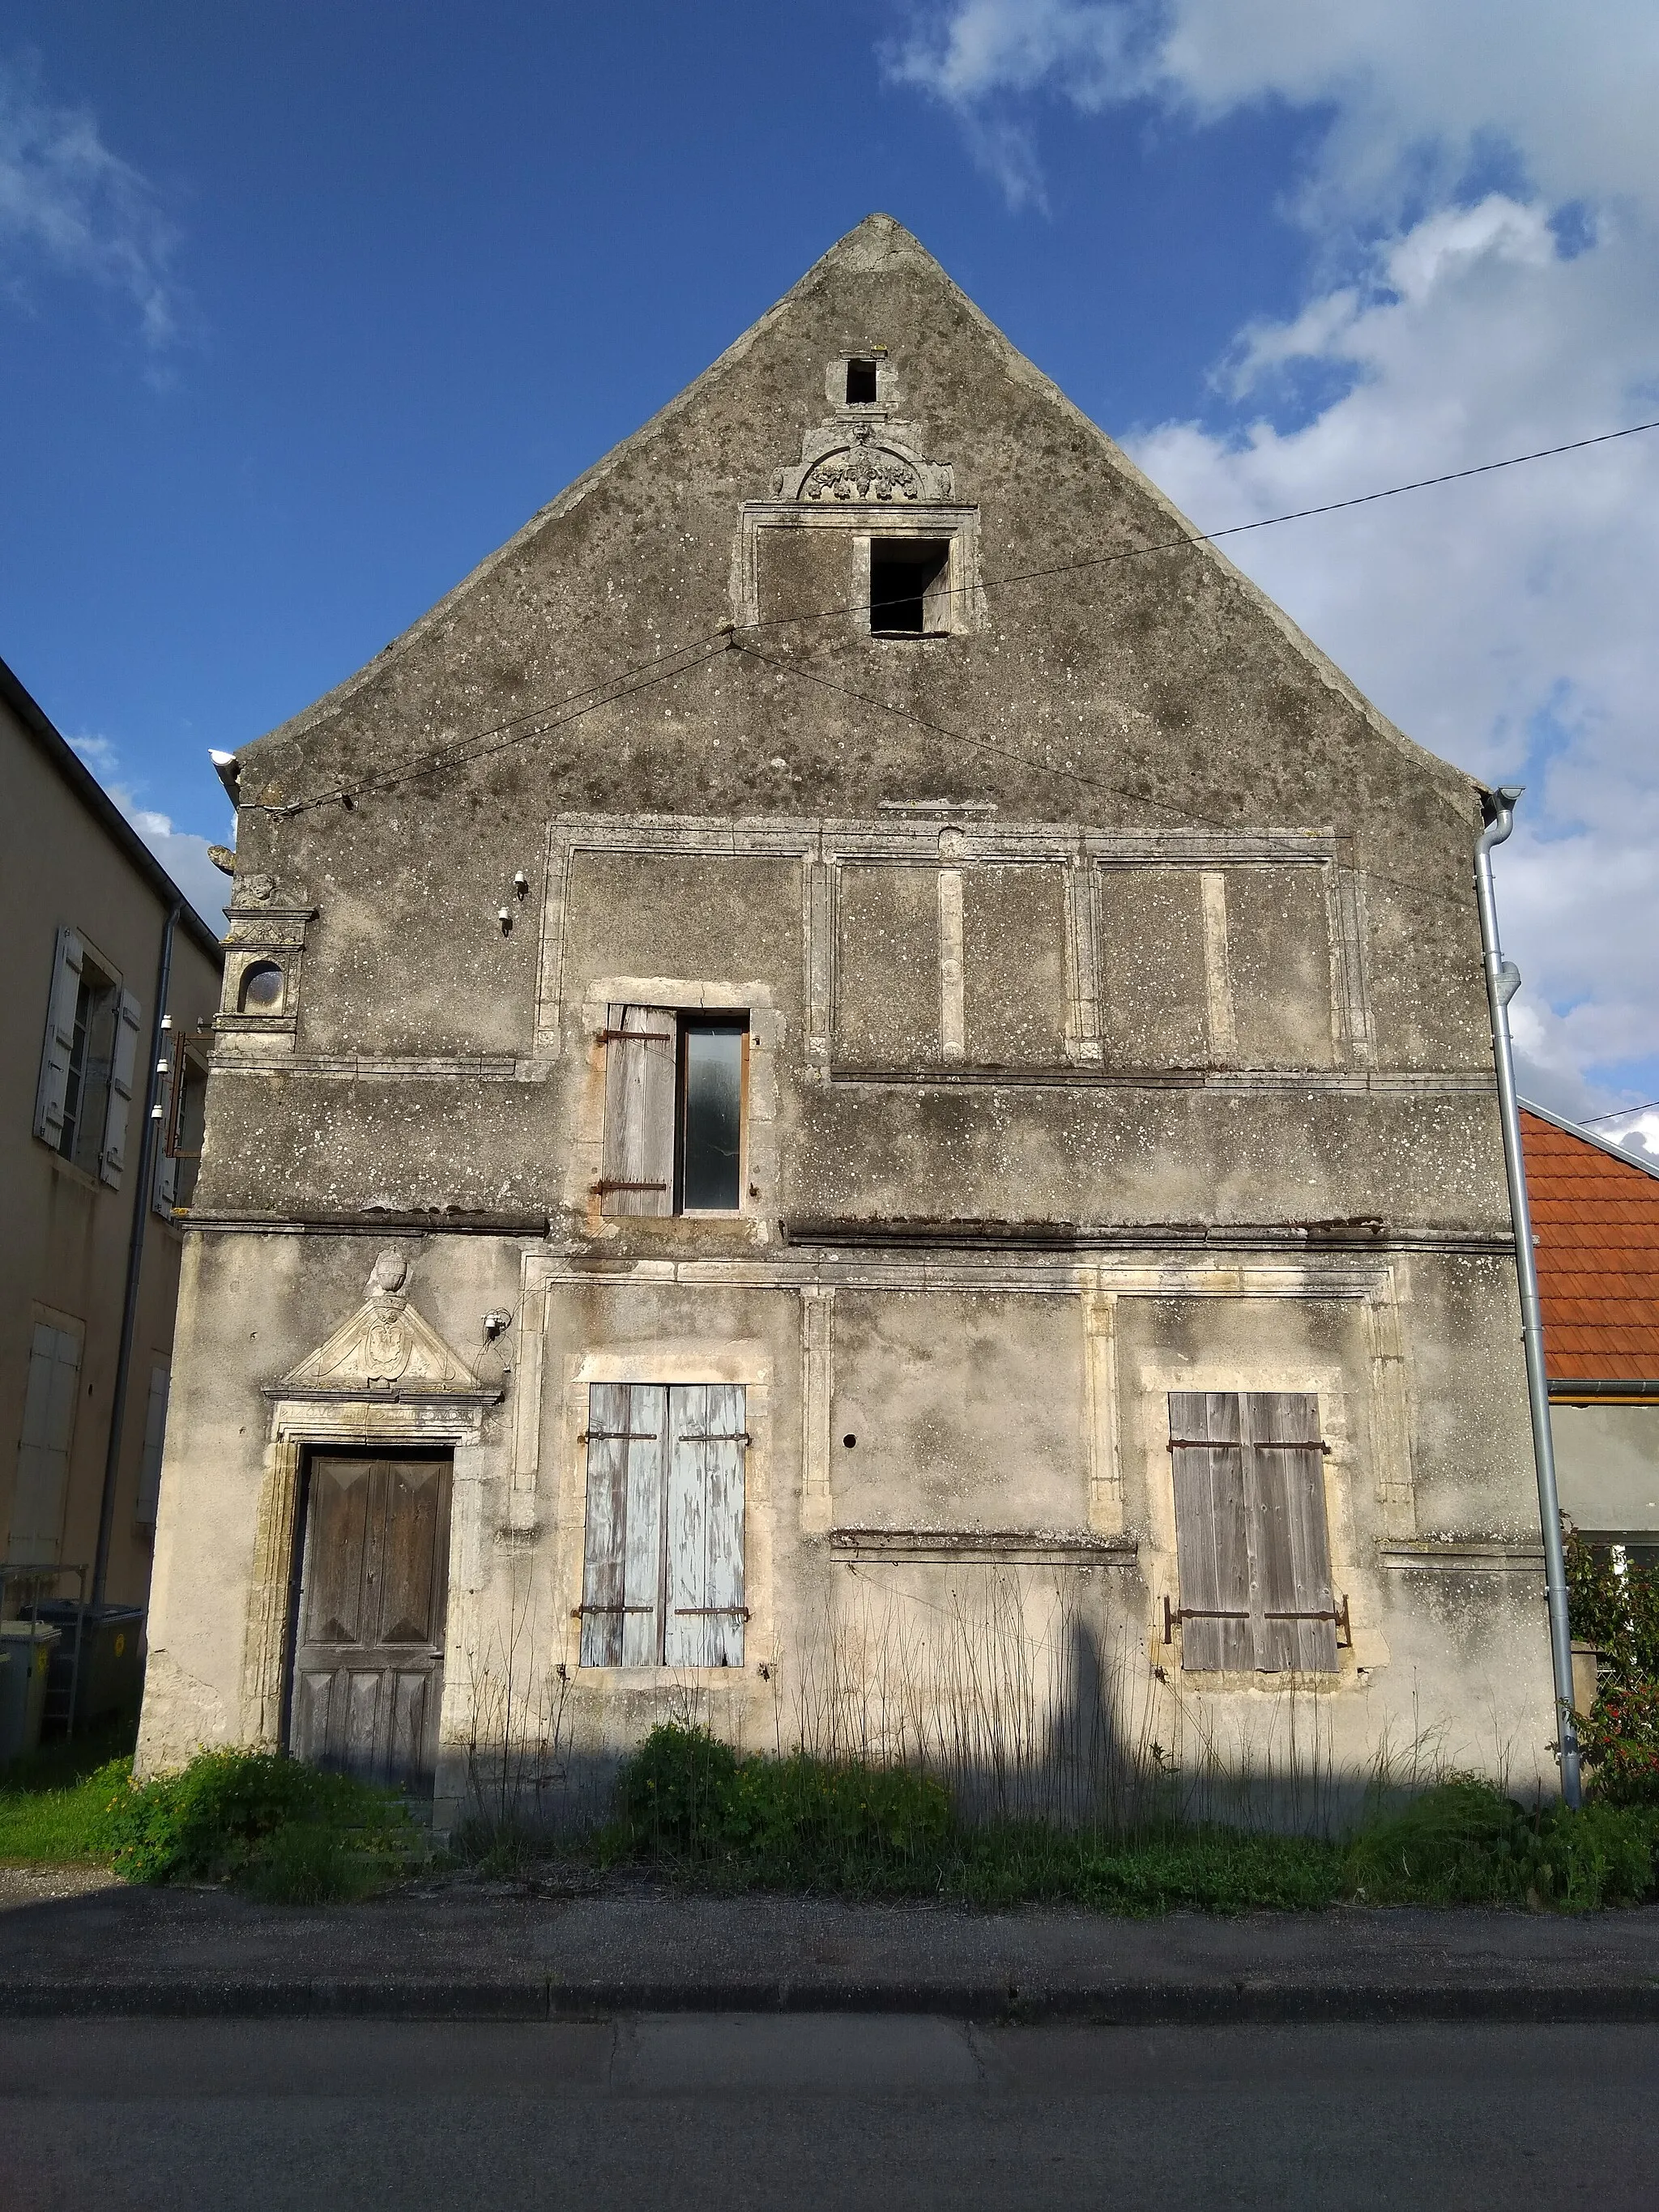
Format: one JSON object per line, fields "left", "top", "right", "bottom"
{"left": 4, "top": 3, "right": 1658, "bottom": 1146}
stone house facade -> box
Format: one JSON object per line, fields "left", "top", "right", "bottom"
{"left": 138, "top": 216, "right": 1557, "bottom": 1824}
{"left": 2, "top": 654, "right": 222, "bottom": 1646}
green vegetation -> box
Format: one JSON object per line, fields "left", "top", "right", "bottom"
{"left": 0, "top": 1723, "right": 136, "bottom": 1865}
{"left": 2, "top": 1738, "right": 418, "bottom": 1904}
{"left": 107, "top": 1748, "right": 417, "bottom": 1903}
{"left": 9, "top": 1720, "right": 1659, "bottom": 1913}
{"left": 590, "top": 1723, "right": 1659, "bottom": 1914}
{"left": 1566, "top": 1524, "right": 1659, "bottom": 1806}
{"left": 1347, "top": 1776, "right": 1659, "bottom": 1908}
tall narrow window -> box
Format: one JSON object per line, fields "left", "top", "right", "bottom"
{"left": 680, "top": 1021, "right": 744, "bottom": 1212}
{"left": 35, "top": 927, "right": 136, "bottom": 1184}
{"left": 578, "top": 1383, "right": 747, "bottom": 1667}
{"left": 1167, "top": 1390, "right": 1343, "bottom": 1673}
{"left": 600, "top": 1005, "right": 748, "bottom": 1217}
{"left": 870, "top": 539, "right": 952, "bottom": 636}
{"left": 845, "top": 358, "right": 878, "bottom": 404}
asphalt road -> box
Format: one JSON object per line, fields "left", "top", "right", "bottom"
{"left": 2, "top": 2015, "right": 1655, "bottom": 2209}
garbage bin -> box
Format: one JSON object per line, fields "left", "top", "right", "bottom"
{"left": 36, "top": 1603, "right": 146, "bottom": 1733}
{"left": 0, "top": 1621, "right": 62, "bottom": 1763}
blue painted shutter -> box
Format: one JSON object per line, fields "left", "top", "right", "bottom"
{"left": 663, "top": 1383, "right": 746, "bottom": 1667}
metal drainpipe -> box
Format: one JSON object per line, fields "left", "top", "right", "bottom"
{"left": 92, "top": 900, "right": 180, "bottom": 1611}
{"left": 1473, "top": 787, "right": 1582, "bottom": 1807}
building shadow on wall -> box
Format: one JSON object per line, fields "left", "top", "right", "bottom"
{"left": 471, "top": 1566, "right": 1411, "bottom": 1842}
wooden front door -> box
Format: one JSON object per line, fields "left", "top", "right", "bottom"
{"left": 288, "top": 1451, "right": 452, "bottom": 1792}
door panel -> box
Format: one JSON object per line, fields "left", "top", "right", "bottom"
{"left": 288, "top": 1452, "right": 452, "bottom": 1793}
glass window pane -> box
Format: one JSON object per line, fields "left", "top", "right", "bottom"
{"left": 680, "top": 1025, "right": 744, "bottom": 1211}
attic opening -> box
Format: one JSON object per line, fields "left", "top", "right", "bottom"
{"left": 870, "top": 539, "right": 952, "bottom": 636}
{"left": 845, "top": 358, "right": 878, "bottom": 405}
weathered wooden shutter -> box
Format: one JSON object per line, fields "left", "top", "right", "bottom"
{"left": 663, "top": 1383, "right": 747, "bottom": 1667}
{"left": 1168, "top": 1391, "right": 1252, "bottom": 1670}
{"left": 1244, "top": 1391, "right": 1338, "bottom": 1672}
{"left": 601, "top": 1004, "right": 677, "bottom": 1216}
{"left": 1170, "top": 1388, "right": 1338, "bottom": 1673}
{"left": 100, "top": 986, "right": 143, "bottom": 1188}
{"left": 578, "top": 1383, "right": 667, "bottom": 1665}
{"left": 135, "top": 1365, "right": 171, "bottom": 1525}
{"left": 9, "top": 1323, "right": 82, "bottom": 1566}
{"left": 33, "top": 927, "right": 84, "bottom": 1147}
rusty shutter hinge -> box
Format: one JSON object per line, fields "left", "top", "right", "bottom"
{"left": 1168, "top": 1437, "right": 1332, "bottom": 1455}
{"left": 1164, "top": 1592, "right": 1351, "bottom": 1647}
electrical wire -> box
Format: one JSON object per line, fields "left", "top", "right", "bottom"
{"left": 245, "top": 413, "right": 1659, "bottom": 829}
{"left": 1581, "top": 1100, "right": 1659, "bottom": 1125}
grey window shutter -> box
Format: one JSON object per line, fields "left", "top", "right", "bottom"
{"left": 1169, "top": 1391, "right": 1252, "bottom": 1671}
{"left": 100, "top": 986, "right": 143, "bottom": 1188}
{"left": 578, "top": 1383, "right": 667, "bottom": 1666}
{"left": 135, "top": 1365, "right": 171, "bottom": 1525}
{"left": 153, "top": 1137, "right": 179, "bottom": 1214}
{"left": 34, "top": 927, "right": 84, "bottom": 1146}
{"left": 663, "top": 1383, "right": 746, "bottom": 1667}
{"left": 10, "top": 1323, "right": 82, "bottom": 1566}
{"left": 602, "top": 1004, "right": 676, "bottom": 1217}
{"left": 1244, "top": 1391, "right": 1338, "bottom": 1673}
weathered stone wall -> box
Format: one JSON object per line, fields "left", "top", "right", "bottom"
{"left": 138, "top": 215, "right": 1558, "bottom": 1815}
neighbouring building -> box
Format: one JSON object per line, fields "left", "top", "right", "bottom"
{"left": 139, "top": 216, "right": 1560, "bottom": 1826}
{"left": 2, "top": 654, "right": 223, "bottom": 1690}
{"left": 1522, "top": 1102, "right": 1659, "bottom": 1563}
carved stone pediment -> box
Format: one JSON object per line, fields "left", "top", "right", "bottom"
{"left": 773, "top": 418, "right": 954, "bottom": 505}
{"left": 275, "top": 1250, "right": 495, "bottom": 1401}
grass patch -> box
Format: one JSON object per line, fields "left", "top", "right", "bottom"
{"left": 0, "top": 1722, "right": 139, "bottom": 1865}
{"left": 577, "top": 1724, "right": 1659, "bottom": 1915}
{"left": 4, "top": 1741, "right": 420, "bottom": 1903}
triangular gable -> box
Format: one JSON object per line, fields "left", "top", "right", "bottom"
{"left": 276, "top": 1249, "right": 493, "bottom": 1399}
{"left": 235, "top": 213, "right": 1478, "bottom": 830}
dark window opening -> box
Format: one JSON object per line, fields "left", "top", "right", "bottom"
{"left": 870, "top": 538, "right": 952, "bottom": 636}
{"left": 59, "top": 958, "right": 117, "bottom": 1174}
{"left": 678, "top": 1020, "right": 745, "bottom": 1212}
{"left": 846, "top": 358, "right": 878, "bottom": 404}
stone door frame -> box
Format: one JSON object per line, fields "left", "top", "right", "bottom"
{"left": 241, "top": 1394, "right": 493, "bottom": 1750}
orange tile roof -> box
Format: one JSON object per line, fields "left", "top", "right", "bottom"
{"left": 1521, "top": 1108, "right": 1659, "bottom": 1383}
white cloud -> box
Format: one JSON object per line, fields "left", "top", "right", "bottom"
{"left": 70, "top": 735, "right": 228, "bottom": 934}
{"left": 890, "top": 3, "right": 1659, "bottom": 1119}
{"left": 0, "top": 51, "right": 180, "bottom": 347}
{"left": 889, "top": 2, "right": 1659, "bottom": 222}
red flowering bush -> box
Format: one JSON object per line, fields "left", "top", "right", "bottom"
{"left": 1575, "top": 1681, "right": 1659, "bottom": 1808}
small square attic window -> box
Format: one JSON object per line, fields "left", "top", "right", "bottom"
{"left": 870, "top": 539, "right": 953, "bottom": 636}
{"left": 845, "top": 358, "right": 878, "bottom": 405}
